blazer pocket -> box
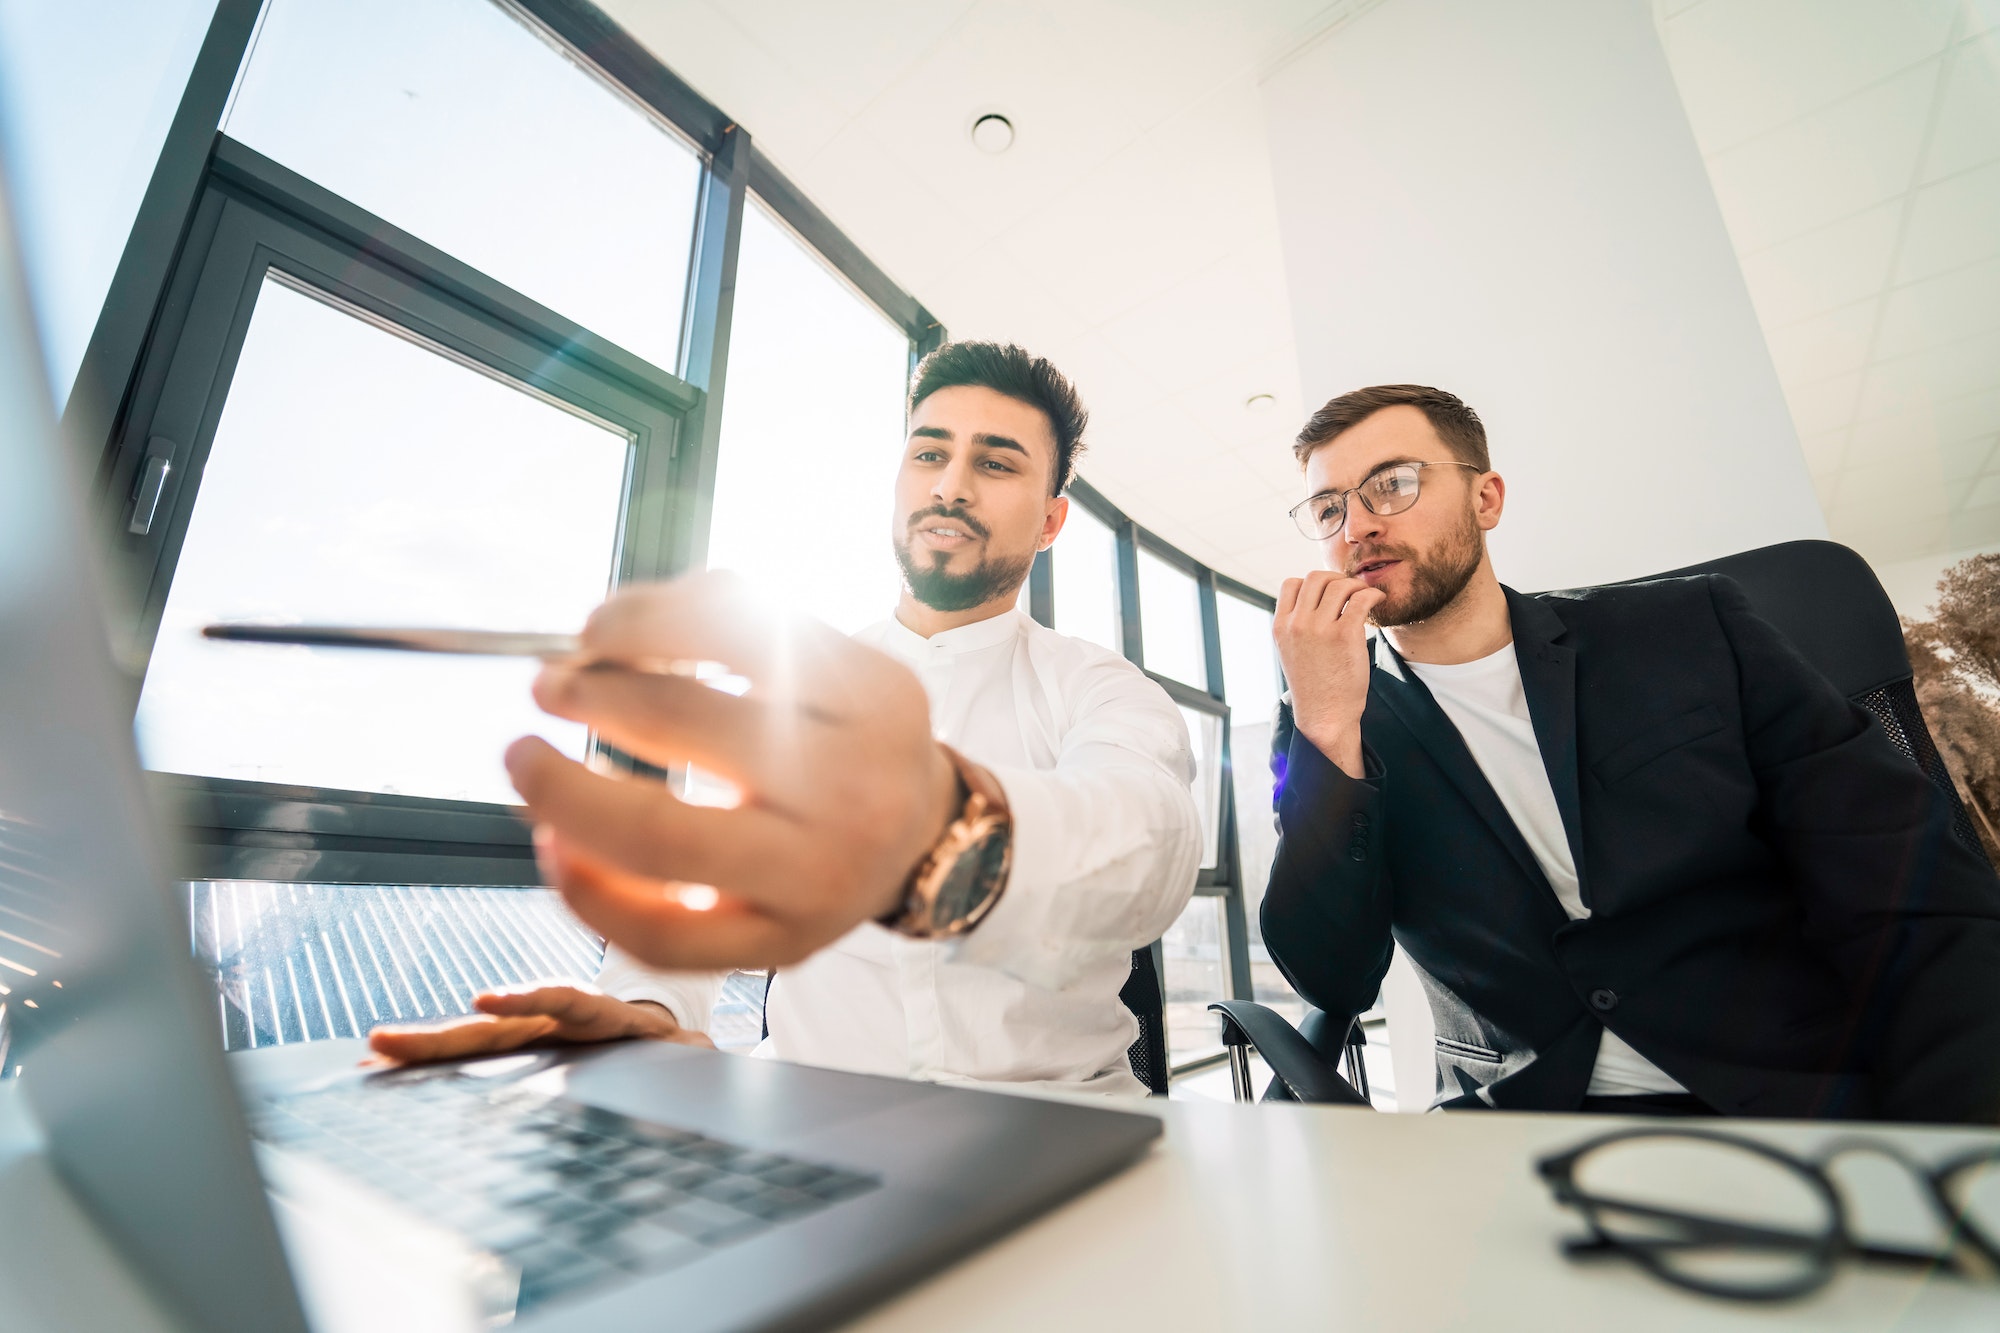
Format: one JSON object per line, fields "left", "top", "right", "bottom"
{"left": 1435, "top": 1036, "right": 1503, "bottom": 1064}
{"left": 1594, "top": 704, "right": 1725, "bottom": 786}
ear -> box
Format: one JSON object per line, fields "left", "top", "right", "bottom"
{"left": 1038, "top": 494, "right": 1070, "bottom": 552}
{"left": 1474, "top": 471, "right": 1506, "bottom": 533}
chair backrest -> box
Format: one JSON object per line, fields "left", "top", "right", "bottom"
{"left": 1120, "top": 944, "right": 1170, "bottom": 1095}
{"left": 1610, "top": 539, "right": 1992, "bottom": 869}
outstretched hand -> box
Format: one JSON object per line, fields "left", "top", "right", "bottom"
{"left": 505, "top": 573, "right": 961, "bottom": 974}
{"left": 366, "top": 982, "right": 714, "bottom": 1066}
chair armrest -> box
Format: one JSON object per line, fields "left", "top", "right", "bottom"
{"left": 1209, "top": 1001, "right": 1371, "bottom": 1107}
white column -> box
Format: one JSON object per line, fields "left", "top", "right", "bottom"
{"left": 1260, "top": 0, "right": 1825, "bottom": 590}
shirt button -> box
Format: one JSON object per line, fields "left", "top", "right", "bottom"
{"left": 1589, "top": 988, "right": 1618, "bottom": 1013}
{"left": 1351, "top": 812, "right": 1370, "bottom": 831}
{"left": 1347, "top": 839, "right": 1367, "bottom": 862}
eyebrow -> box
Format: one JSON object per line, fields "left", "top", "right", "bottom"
{"left": 1306, "top": 455, "right": 1427, "bottom": 501}
{"left": 909, "top": 427, "right": 1031, "bottom": 458}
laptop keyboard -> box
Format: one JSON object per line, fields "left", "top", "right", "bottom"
{"left": 250, "top": 1071, "right": 880, "bottom": 1312}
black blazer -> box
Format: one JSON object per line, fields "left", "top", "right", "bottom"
{"left": 1260, "top": 576, "right": 2000, "bottom": 1123}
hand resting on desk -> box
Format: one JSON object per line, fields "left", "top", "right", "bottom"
{"left": 367, "top": 982, "right": 714, "bottom": 1065}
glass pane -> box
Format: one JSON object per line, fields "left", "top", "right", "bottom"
{"left": 1180, "top": 705, "right": 1223, "bottom": 871}
{"left": 1052, "top": 503, "right": 1119, "bottom": 653}
{"left": 135, "top": 275, "right": 629, "bottom": 802}
{"left": 187, "top": 881, "right": 604, "bottom": 1048}
{"left": 1218, "top": 593, "right": 1301, "bottom": 1022}
{"left": 704, "top": 200, "right": 911, "bottom": 634}
{"left": 1162, "top": 896, "right": 1227, "bottom": 1068}
{"left": 1137, "top": 546, "right": 1205, "bottom": 687}
{"left": 226, "top": 0, "right": 702, "bottom": 370}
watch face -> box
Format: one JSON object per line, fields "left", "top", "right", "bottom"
{"left": 930, "top": 820, "right": 1010, "bottom": 931}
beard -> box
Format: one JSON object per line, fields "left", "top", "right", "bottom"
{"left": 1359, "top": 505, "right": 1484, "bottom": 628}
{"left": 894, "top": 508, "right": 1033, "bottom": 613}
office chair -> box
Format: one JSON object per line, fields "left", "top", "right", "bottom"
{"left": 1210, "top": 539, "right": 1995, "bottom": 1107}
{"left": 1121, "top": 945, "right": 1171, "bottom": 1096}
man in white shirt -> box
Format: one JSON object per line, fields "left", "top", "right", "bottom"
{"left": 1261, "top": 383, "right": 2000, "bottom": 1122}
{"left": 372, "top": 342, "right": 1201, "bottom": 1097}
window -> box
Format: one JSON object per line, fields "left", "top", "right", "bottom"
{"left": 1218, "top": 591, "right": 1300, "bottom": 1023}
{"left": 134, "top": 275, "right": 627, "bottom": 803}
{"left": 1180, "top": 704, "right": 1223, "bottom": 871}
{"left": 1160, "top": 896, "right": 1228, "bottom": 1068}
{"left": 703, "top": 199, "right": 912, "bottom": 634}
{"left": 1136, "top": 545, "right": 1206, "bottom": 687}
{"left": 1052, "top": 502, "right": 1120, "bottom": 652}
{"left": 226, "top": 0, "right": 703, "bottom": 371}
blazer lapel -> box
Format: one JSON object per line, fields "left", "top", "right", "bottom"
{"left": 1506, "top": 589, "right": 1589, "bottom": 906}
{"left": 1367, "top": 635, "right": 1548, "bottom": 890}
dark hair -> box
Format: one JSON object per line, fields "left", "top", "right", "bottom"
{"left": 1293, "top": 384, "right": 1490, "bottom": 472}
{"left": 909, "top": 341, "right": 1088, "bottom": 495}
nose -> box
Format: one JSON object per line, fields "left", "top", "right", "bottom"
{"left": 931, "top": 454, "right": 977, "bottom": 508}
{"left": 1340, "top": 490, "right": 1387, "bottom": 545}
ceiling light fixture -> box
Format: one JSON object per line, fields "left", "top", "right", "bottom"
{"left": 1244, "top": 393, "right": 1277, "bottom": 413}
{"left": 970, "top": 113, "right": 1015, "bottom": 154}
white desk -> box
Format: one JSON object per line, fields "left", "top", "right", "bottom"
{"left": 4, "top": 1080, "right": 1997, "bottom": 1332}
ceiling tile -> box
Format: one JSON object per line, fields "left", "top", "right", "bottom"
{"left": 1943, "top": 434, "right": 2000, "bottom": 479}
{"left": 1782, "top": 370, "right": 1864, "bottom": 436}
{"left": 1737, "top": 200, "right": 1903, "bottom": 325}
{"left": 1661, "top": 0, "right": 1959, "bottom": 151}
{"left": 917, "top": 241, "right": 1089, "bottom": 350}
{"left": 1847, "top": 407, "right": 1945, "bottom": 464}
{"left": 1797, "top": 425, "right": 1851, "bottom": 473}
{"left": 1895, "top": 159, "right": 2000, "bottom": 281}
{"left": 1813, "top": 468, "right": 1845, "bottom": 509}
{"left": 698, "top": 0, "right": 980, "bottom": 124}
{"left": 1702, "top": 61, "right": 1938, "bottom": 251}
{"left": 1763, "top": 299, "right": 1880, "bottom": 383}
{"left": 1933, "top": 383, "right": 2000, "bottom": 443}
{"left": 1922, "top": 31, "right": 2000, "bottom": 179}
{"left": 1874, "top": 253, "right": 2000, "bottom": 358}
{"left": 1856, "top": 328, "right": 2000, "bottom": 418}
{"left": 1959, "top": 470, "right": 2000, "bottom": 509}
{"left": 1948, "top": 496, "right": 2000, "bottom": 547}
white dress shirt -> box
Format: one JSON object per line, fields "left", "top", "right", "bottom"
{"left": 597, "top": 608, "right": 1201, "bottom": 1097}
{"left": 1401, "top": 643, "right": 1687, "bottom": 1097}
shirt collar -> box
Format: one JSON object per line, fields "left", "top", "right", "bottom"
{"left": 874, "top": 607, "right": 1028, "bottom": 663}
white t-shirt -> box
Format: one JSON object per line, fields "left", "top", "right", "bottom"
{"left": 1403, "top": 641, "right": 1686, "bottom": 1098}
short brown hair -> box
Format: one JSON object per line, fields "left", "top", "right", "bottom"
{"left": 1293, "top": 384, "right": 1490, "bottom": 472}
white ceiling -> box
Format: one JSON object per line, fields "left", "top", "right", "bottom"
{"left": 600, "top": 0, "right": 2000, "bottom": 594}
{"left": 596, "top": 0, "right": 1382, "bottom": 594}
{"left": 1657, "top": 0, "right": 2000, "bottom": 569}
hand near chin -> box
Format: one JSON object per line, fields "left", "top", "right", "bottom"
{"left": 1274, "top": 571, "right": 1386, "bottom": 779}
{"left": 366, "top": 982, "right": 715, "bottom": 1066}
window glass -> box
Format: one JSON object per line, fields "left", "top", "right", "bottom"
{"left": 1161, "top": 896, "right": 1227, "bottom": 1068}
{"left": 703, "top": 199, "right": 910, "bottom": 634}
{"left": 1136, "top": 545, "right": 1205, "bottom": 687}
{"left": 1052, "top": 503, "right": 1119, "bottom": 653}
{"left": 1218, "top": 592, "right": 1300, "bottom": 1022}
{"left": 1180, "top": 705, "right": 1222, "bottom": 871}
{"left": 134, "top": 276, "right": 628, "bottom": 802}
{"left": 0, "top": 0, "right": 216, "bottom": 406}
{"left": 225, "top": 0, "right": 702, "bottom": 370}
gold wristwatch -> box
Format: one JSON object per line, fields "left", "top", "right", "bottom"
{"left": 878, "top": 743, "right": 1013, "bottom": 940}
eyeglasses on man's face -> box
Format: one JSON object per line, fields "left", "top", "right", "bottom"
{"left": 1288, "top": 460, "right": 1483, "bottom": 541}
{"left": 1536, "top": 1127, "right": 2000, "bottom": 1303}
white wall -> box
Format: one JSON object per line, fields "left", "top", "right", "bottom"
{"left": 1260, "top": 0, "right": 1825, "bottom": 592}
{"left": 0, "top": 0, "right": 218, "bottom": 408}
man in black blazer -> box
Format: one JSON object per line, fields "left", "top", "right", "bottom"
{"left": 1262, "top": 384, "right": 2000, "bottom": 1123}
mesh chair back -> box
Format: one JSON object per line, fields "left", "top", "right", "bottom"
{"left": 1120, "top": 945, "right": 1170, "bottom": 1095}
{"left": 1618, "top": 540, "right": 1991, "bottom": 868}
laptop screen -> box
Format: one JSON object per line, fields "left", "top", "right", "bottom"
{"left": 0, "top": 162, "right": 311, "bottom": 1330}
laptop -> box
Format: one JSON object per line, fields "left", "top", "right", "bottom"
{"left": 0, "top": 172, "right": 1160, "bottom": 1331}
